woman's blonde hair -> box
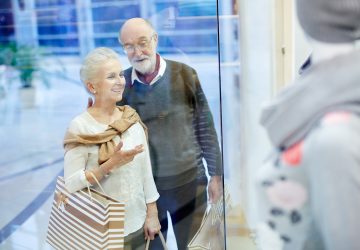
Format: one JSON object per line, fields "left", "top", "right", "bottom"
{"left": 80, "top": 47, "right": 120, "bottom": 87}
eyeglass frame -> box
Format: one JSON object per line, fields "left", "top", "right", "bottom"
{"left": 121, "top": 34, "right": 156, "bottom": 54}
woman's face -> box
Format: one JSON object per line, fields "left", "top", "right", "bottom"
{"left": 92, "top": 59, "right": 125, "bottom": 103}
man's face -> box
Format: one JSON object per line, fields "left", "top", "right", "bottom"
{"left": 120, "top": 23, "right": 157, "bottom": 74}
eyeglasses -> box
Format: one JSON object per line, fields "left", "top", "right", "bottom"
{"left": 122, "top": 35, "right": 154, "bottom": 54}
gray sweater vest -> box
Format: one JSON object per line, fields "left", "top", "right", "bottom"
{"left": 119, "top": 60, "right": 204, "bottom": 189}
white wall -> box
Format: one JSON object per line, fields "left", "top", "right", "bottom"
{"left": 238, "top": 0, "right": 274, "bottom": 228}
{"left": 237, "top": 0, "right": 312, "bottom": 230}
{"left": 293, "top": 4, "right": 312, "bottom": 77}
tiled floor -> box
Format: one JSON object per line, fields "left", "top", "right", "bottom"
{"left": 226, "top": 205, "right": 257, "bottom": 250}
{"left": 0, "top": 60, "right": 88, "bottom": 249}
{"left": 0, "top": 55, "right": 254, "bottom": 250}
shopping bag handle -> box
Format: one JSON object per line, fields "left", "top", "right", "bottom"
{"left": 87, "top": 172, "right": 107, "bottom": 198}
{"left": 145, "top": 231, "right": 168, "bottom": 250}
{"left": 57, "top": 173, "right": 108, "bottom": 207}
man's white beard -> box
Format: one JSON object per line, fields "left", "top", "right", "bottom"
{"left": 132, "top": 55, "right": 156, "bottom": 74}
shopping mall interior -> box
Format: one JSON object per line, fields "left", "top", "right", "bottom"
{"left": 0, "top": 0, "right": 312, "bottom": 249}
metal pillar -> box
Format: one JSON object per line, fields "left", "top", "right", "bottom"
{"left": 12, "top": 0, "right": 38, "bottom": 47}
{"left": 76, "top": 0, "right": 94, "bottom": 58}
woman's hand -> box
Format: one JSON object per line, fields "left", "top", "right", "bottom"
{"left": 95, "top": 141, "right": 144, "bottom": 178}
{"left": 144, "top": 213, "right": 161, "bottom": 240}
{"left": 108, "top": 141, "right": 144, "bottom": 169}
{"left": 86, "top": 142, "right": 144, "bottom": 184}
{"left": 144, "top": 202, "right": 161, "bottom": 240}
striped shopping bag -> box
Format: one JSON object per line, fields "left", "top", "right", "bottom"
{"left": 46, "top": 175, "right": 125, "bottom": 250}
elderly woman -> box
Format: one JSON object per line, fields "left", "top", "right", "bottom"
{"left": 63, "top": 47, "right": 160, "bottom": 250}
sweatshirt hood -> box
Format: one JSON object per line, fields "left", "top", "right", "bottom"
{"left": 260, "top": 49, "right": 360, "bottom": 149}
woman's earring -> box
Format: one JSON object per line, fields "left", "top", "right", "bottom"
{"left": 93, "top": 90, "right": 96, "bottom": 94}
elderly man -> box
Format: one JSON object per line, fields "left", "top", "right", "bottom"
{"left": 117, "top": 18, "right": 223, "bottom": 250}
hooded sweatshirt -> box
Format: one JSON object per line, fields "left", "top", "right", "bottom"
{"left": 260, "top": 49, "right": 360, "bottom": 149}
{"left": 255, "top": 50, "right": 360, "bottom": 250}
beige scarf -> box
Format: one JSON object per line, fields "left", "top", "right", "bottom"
{"left": 64, "top": 105, "right": 147, "bottom": 164}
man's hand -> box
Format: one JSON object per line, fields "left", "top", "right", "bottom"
{"left": 108, "top": 141, "right": 144, "bottom": 169}
{"left": 208, "top": 175, "right": 223, "bottom": 204}
{"left": 144, "top": 203, "right": 161, "bottom": 240}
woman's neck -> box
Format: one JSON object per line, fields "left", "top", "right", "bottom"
{"left": 88, "top": 101, "right": 121, "bottom": 125}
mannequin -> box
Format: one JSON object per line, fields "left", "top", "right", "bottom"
{"left": 309, "top": 38, "right": 356, "bottom": 64}
{"left": 256, "top": 0, "right": 360, "bottom": 249}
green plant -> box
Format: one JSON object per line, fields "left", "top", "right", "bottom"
{"left": 15, "top": 45, "right": 38, "bottom": 88}
{"left": 0, "top": 43, "right": 42, "bottom": 88}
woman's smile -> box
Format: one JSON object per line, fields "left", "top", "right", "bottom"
{"left": 111, "top": 85, "right": 124, "bottom": 93}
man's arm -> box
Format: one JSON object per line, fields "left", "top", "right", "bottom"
{"left": 192, "top": 70, "right": 223, "bottom": 203}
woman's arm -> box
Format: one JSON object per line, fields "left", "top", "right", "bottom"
{"left": 85, "top": 141, "right": 144, "bottom": 185}
{"left": 144, "top": 202, "right": 161, "bottom": 240}
{"left": 65, "top": 142, "right": 144, "bottom": 191}
{"left": 138, "top": 124, "right": 161, "bottom": 239}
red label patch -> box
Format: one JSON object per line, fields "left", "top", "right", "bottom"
{"left": 281, "top": 141, "right": 304, "bottom": 166}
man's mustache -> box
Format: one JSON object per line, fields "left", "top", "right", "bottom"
{"left": 132, "top": 56, "right": 149, "bottom": 62}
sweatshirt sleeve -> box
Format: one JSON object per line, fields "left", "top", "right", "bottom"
{"left": 304, "top": 115, "right": 360, "bottom": 250}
